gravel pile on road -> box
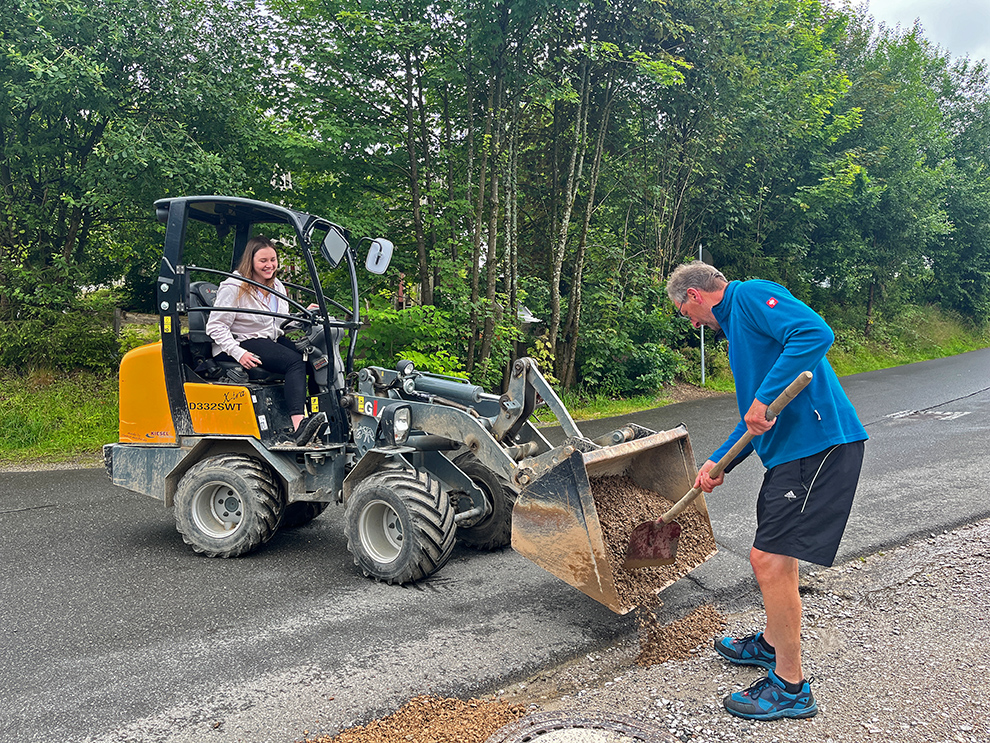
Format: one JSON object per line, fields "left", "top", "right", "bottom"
{"left": 634, "top": 605, "right": 724, "bottom": 668}
{"left": 493, "top": 518, "right": 990, "bottom": 743}
{"left": 300, "top": 696, "right": 526, "bottom": 743}
{"left": 589, "top": 475, "right": 722, "bottom": 666}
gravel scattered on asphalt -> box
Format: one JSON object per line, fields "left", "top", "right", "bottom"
{"left": 492, "top": 518, "right": 990, "bottom": 743}
{"left": 310, "top": 520, "right": 990, "bottom": 742}
{"left": 300, "top": 696, "right": 527, "bottom": 743}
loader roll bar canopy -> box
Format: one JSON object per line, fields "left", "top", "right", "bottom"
{"left": 154, "top": 195, "right": 349, "bottom": 269}
{"left": 153, "top": 195, "right": 364, "bottom": 437}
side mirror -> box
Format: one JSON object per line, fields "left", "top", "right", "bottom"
{"left": 366, "top": 238, "right": 393, "bottom": 274}
{"left": 322, "top": 228, "right": 349, "bottom": 268}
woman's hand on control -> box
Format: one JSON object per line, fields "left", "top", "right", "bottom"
{"left": 239, "top": 352, "right": 261, "bottom": 370}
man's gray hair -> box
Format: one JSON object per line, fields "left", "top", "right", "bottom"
{"left": 666, "top": 260, "right": 728, "bottom": 303}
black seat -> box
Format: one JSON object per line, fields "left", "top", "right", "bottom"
{"left": 187, "top": 281, "right": 219, "bottom": 362}
{"left": 187, "top": 280, "right": 281, "bottom": 383}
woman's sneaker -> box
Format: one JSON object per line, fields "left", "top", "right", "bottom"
{"left": 714, "top": 632, "right": 776, "bottom": 669}
{"left": 723, "top": 669, "right": 818, "bottom": 721}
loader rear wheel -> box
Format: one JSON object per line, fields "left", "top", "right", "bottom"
{"left": 344, "top": 468, "right": 456, "bottom": 584}
{"left": 453, "top": 454, "right": 515, "bottom": 550}
{"left": 174, "top": 454, "right": 283, "bottom": 558}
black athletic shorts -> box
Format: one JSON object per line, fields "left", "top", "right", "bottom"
{"left": 753, "top": 440, "right": 866, "bottom": 566}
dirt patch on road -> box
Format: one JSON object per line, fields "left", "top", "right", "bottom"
{"left": 0, "top": 454, "right": 103, "bottom": 472}
{"left": 660, "top": 383, "right": 728, "bottom": 404}
{"left": 499, "top": 520, "right": 990, "bottom": 743}
{"left": 327, "top": 522, "right": 990, "bottom": 743}
{"left": 301, "top": 696, "right": 526, "bottom": 743}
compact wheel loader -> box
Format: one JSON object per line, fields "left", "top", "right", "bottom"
{"left": 104, "top": 195, "right": 716, "bottom": 614}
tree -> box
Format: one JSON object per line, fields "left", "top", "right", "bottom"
{"left": 927, "top": 57, "right": 990, "bottom": 320}
{"left": 821, "top": 14, "right": 952, "bottom": 333}
{"left": 0, "top": 0, "right": 270, "bottom": 317}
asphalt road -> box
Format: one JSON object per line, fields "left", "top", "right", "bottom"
{"left": 2, "top": 349, "right": 988, "bottom": 743}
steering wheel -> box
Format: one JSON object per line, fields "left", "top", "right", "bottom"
{"left": 282, "top": 308, "right": 323, "bottom": 347}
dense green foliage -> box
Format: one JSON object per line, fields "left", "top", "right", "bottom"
{"left": 0, "top": 290, "right": 120, "bottom": 371}
{"left": 0, "top": 0, "right": 271, "bottom": 313}
{"left": 2, "top": 0, "right": 989, "bottom": 391}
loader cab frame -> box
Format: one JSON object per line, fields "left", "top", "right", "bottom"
{"left": 153, "top": 195, "right": 379, "bottom": 442}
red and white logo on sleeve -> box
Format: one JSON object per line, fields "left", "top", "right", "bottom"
{"left": 766, "top": 297, "right": 778, "bottom": 308}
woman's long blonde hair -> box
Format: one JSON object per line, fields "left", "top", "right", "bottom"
{"left": 235, "top": 236, "right": 278, "bottom": 302}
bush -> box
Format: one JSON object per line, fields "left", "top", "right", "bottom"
{"left": 578, "top": 331, "right": 686, "bottom": 397}
{"left": 0, "top": 310, "right": 120, "bottom": 373}
{"left": 354, "top": 300, "right": 519, "bottom": 389}
{"left": 119, "top": 322, "right": 161, "bottom": 354}
{"left": 355, "top": 303, "right": 465, "bottom": 376}
{"left": 678, "top": 340, "right": 732, "bottom": 387}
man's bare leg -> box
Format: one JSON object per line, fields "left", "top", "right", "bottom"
{"left": 750, "top": 547, "right": 803, "bottom": 684}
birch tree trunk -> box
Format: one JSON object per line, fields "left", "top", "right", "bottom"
{"left": 466, "top": 83, "right": 494, "bottom": 372}
{"left": 548, "top": 60, "right": 591, "bottom": 377}
{"left": 563, "top": 73, "right": 615, "bottom": 387}
{"left": 477, "top": 68, "right": 507, "bottom": 377}
{"left": 404, "top": 48, "right": 432, "bottom": 305}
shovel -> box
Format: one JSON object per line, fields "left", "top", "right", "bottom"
{"left": 622, "top": 371, "right": 814, "bottom": 570}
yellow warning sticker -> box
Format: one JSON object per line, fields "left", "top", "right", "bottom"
{"left": 163, "top": 316, "right": 172, "bottom": 333}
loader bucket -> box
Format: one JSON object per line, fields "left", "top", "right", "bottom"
{"left": 511, "top": 425, "right": 717, "bottom": 615}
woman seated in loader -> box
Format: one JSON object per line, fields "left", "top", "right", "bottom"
{"left": 206, "top": 235, "right": 323, "bottom": 446}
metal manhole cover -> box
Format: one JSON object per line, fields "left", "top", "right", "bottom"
{"left": 485, "top": 711, "right": 676, "bottom": 743}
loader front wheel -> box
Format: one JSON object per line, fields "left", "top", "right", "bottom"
{"left": 453, "top": 454, "right": 515, "bottom": 550}
{"left": 344, "top": 468, "right": 456, "bottom": 584}
{"left": 174, "top": 454, "right": 283, "bottom": 558}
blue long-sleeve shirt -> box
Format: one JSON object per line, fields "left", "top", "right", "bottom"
{"left": 710, "top": 280, "right": 867, "bottom": 469}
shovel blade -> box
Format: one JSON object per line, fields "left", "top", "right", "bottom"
{"left": 622, "top": 519, "right": 682, "bottom": 569}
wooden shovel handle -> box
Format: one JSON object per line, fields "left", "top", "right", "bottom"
{"left": 661, "top": 371, "right": 813, "bottom": 524}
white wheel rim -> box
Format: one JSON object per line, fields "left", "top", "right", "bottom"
{"left": 191, "top": 482, "right": 243, "bottom": 539}
{"left": 358, "top": 499, "right": 403, "bottom": 563}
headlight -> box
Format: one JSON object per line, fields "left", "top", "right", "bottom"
{"left": 393, "top": 406, "right": 411, "bottom": 443}
{"left": 378, "top": 404, "right": 412, "bottom": 446}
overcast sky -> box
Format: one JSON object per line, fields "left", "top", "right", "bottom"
{"left": 854, "top": 0, "right": 990, "bottom": 61}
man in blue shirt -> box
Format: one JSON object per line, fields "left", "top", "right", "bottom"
{"left": 667, "top": 261, "right": 867, "bottom": 722}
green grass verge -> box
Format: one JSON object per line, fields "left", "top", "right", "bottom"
{"left": 0, "top": 370, "right": 118, "bottom": 467}
{"left": 828, "top": 305, "right": 990, "bottom": 376}
{"left": 533, "top": 390, "right": 678, "bottom": 424}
